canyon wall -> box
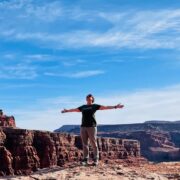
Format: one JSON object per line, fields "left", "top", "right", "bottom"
{"left": 56, "top": 122, "right": 180, "bottom": 162}
{"left": 0, "top": 127, "right": 141, "bottom": 176}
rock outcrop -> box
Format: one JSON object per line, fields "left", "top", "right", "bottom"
{"left": 0, "top": 116, "right": 16, "bottom": 128}
{"left": 55, "top": 122, "right": 180, "bottom": 162}
{"left": 98, "top": 130, "right": 180, "bottom": 162}
{"left": 0, "top": 127, "right": 141, "bottom": 176}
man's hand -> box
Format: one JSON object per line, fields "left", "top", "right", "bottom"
{"left": 61, "top": 109, "right": 68, "bottom": 113}
{"left": 115, "top": 104, "right": 124, "bottom": 109}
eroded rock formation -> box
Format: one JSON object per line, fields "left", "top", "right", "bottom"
{"left": 0, "top": 116, "right": 16, "bottom": 128}
{"left": 98, "top": 130, "right": 180, "bottom": 161}
{"left": 0, "top": 127, "right": 141, "bottom": 176}
{"left": 56, "top": 122, "right": 180, "bottom": 162}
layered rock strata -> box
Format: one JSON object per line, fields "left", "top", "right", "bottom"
{"left": 0, "top": 127, "right": 140, "bottom": 176}
{"left": 98, "top": 131, "right": 180, "bottom": 161}
{"left": 56, "top": 123, "right": 180, "bottom": 162}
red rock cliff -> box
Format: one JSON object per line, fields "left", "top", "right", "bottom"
{"left": 0, "top": 116, "right": 16, "bottom": 127}
{"left": 0, "top": 127, "right": 141, "bottom": 176}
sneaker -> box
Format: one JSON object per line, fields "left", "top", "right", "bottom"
{"left": 81, "top": 158, "right": 88, "bottom": 166}
{"left": 92, "top": 160, "right": 99, "bottom": 166}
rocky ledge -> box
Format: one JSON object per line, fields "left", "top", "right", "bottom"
{"left": 0, "top": 127, "right": 141, "bottom": 176}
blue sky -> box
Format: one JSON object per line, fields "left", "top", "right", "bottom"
{"left": 1, "top": 0, "right": 180, "bottom": 131}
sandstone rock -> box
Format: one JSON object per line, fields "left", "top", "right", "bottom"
{"left": 0, "top": 116, "right": 16, "bottom": 128}
{"left": 0, "top": 129, "right": 6, "bottom": 145}
{"left": 0, "top": 127, "right": 141, "bottom": 176}
{"left": 55, "top": 123, "right": 180, "bottom": 162}
{"left": 33, "top": 131, "right": 57, "bottom": 168}
{"left": 0, "top": 146, "right": 14, "bottom": 176}
{"left": 98, "top": 130, "right": 180, "bottom": 161}
{"left": 3, "top": 128, "right": 40, "bottom": 175}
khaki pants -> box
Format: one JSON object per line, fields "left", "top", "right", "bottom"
{"left": 80, "top": 127, "right": 99, "bottom": 160}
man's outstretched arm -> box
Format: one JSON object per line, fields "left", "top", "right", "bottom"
{"left": 61, "top": 108, "right": 80, "bottom": 113}
{"left": 99, "top": 104, "right": 124, "bottom": 110}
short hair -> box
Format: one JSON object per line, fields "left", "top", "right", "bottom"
{"left": 86, "top": 94, "right": 95, "bottom": 103}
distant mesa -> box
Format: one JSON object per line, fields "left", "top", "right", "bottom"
{"left": 54, "top": 120, "right": 180, "bottom": 133}
{"left": 144, "top": 120, "right": 180, "bottom": 124}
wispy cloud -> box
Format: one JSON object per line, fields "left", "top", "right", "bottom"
{"left": 1, "top": 0, "right": 180, "bottom": 50}
{"left": 25, "top": 54, "right": 55, "bottom": 62}
{"left": 7, "top": 84, "right": 180, "bottom": 131}
{"left": 1, "top": 52, "right": 57, "bottom": 63}
{"left": 0, "top": 52, "right": 92, "bottom": 79}
{"left": 0, "top": 0, "right": 63, "bottom": 21}
{"left": 61, "top": 59, "right": 86, "bottom": 67}
{"left": 2, "top": 53, "right": 16, "bottom": 60}
{"left": 68, "top": 70, "right": 105, "bottom": 78}
{"left": 0, "top": 63, "right": 38, "bottom": 79}
{"left": 96, "top": 85, "right": 180, "bottom": 124}
{"left": 45, "top": 70, "right": 105, "bottom": 78}
{"left": 25, "top": 1, "right": 63, "bottom": 22}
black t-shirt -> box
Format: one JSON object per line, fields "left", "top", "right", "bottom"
{"left": 78, "top": 104, "right": 101, "bottom": 127}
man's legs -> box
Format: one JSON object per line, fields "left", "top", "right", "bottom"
{"left": 80, "top": 127, "right": 89, "bottom": 161}
{"left": 87, "top": 127, "right": 99, "bottom": 164}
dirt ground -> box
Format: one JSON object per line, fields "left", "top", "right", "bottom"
{"left": 0, "top": 161, "right": 180, "bottom": 180}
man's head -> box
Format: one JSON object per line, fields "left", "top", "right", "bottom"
{"left": 86, "top": 94, "right": 95, "bottom": 104}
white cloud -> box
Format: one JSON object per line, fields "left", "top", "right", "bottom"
{"left": 132, "top": 10, "right": 180, "bottom": 34}
{"left": 2, "top": 53, "right": 16, "bottom": 59}
{"left": 1, "top": 2, "right": 180, "bottom": 50}
{"left": 10, "top": 96, "right": 84, "bottom": 131}
{"left": 0, "top": 0, "right": 26, "bottom": 9}
{"left": 25, "top": 1, "right": 63, "bottom": 22}
{"left": 0, "top": 0, "right": 63, "bottom": 21}
{"left": 61, "top": 59, "right": 86, "bottom": 67}
{"left": 0, "top": 63, "right": 38, "bottom": 79}
{"left": 25, "top": 54, "right": 55, "bottom": 62}
{"left": 66, "top": 70, "right": 105, "bottom": 78}
{"left": 96, "top": 85, "right": 180, "bottom": 124}
{"left": 45, "top": 70, "right": 105, "bottom": 78}
{"left": 6, "top": 84, "right": 180, "bottom": 131}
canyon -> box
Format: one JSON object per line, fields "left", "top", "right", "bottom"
{"left": 0, "top": 127, "right": 141, "bottom": 176}
{"left": 55, "top": 121, "right": 180, "bottom": 162}
{"left": 1, "top": 118, "right": 180, "bottom": 179}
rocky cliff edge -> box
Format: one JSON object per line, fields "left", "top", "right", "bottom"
{"left": 0, "top": 127, "right": 142, "bottom": 176}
